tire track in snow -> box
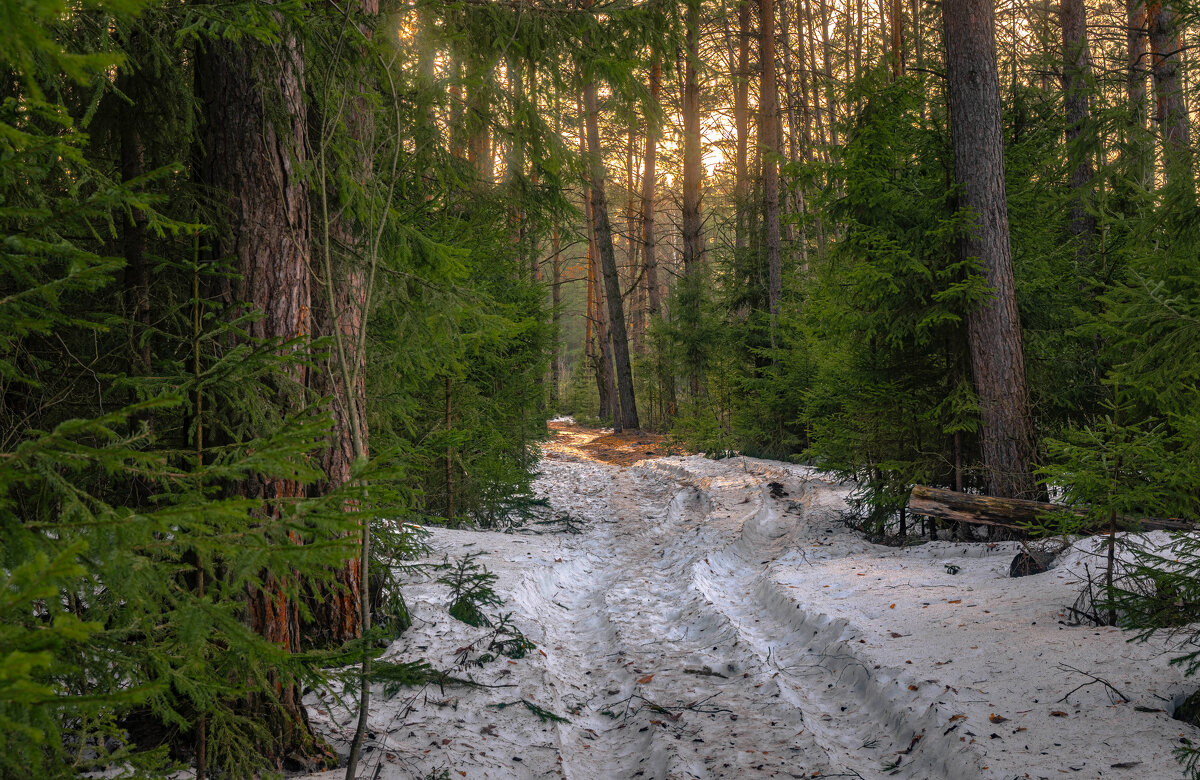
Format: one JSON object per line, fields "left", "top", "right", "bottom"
{"left": 655, "top": 459, "right": 978, "bottom": 779}
{"left": 516, "top": 465, "right": 835, "bottom": 779}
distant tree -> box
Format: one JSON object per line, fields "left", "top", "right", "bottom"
{"left": 584, "top": 74, "right": 640, "bottom": 430}
{"left": 1147, "top": 1, "right": 1192, "bottom": 187}
{"left": 1061, "top": 0, "right": 1097, "bottom": 264}
{"left": 761, "top": 0, "right": 782, "bottom": 322}
{"left": 681, "top": 0, "right": 705, "bottom": 395}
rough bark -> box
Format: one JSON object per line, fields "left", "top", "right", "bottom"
{"left": 196, "top": 7, "right": 314, "bottom": 755}
{"left": 584, "top": 79, "right": 640, "bottom": 431}
{"left": 942, "top": 0, "right": 1038, "bottom": 499}
{"left": 761, "top": 0, "right": 782, "bottom": 320}
{"left": 908, "top": 484, "right": 1192, "bottom": 533}
{"left": 1061, "top": 0, "right": 1097, "bottom": 263}
{"left": 1147, "top": 1, "right": 1192, "bottom": 185}
{"left": 306, "top": 0, "right": 381, "bottom": 652}
{"left": 308, "top": 263, "right": 366, "bottom": 644}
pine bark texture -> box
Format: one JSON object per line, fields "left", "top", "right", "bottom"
{"left": 306, "top": 0, "right": 381, "bottom": 649}
{"left": 196, "top": 9, "right": 313, "bottom": 751}
{"left": 584, "top": 79, "right": 640, "bottom": 431}
{"left": 942, "top": 0, "right": 1037, "bottom": 499}
{"left": 309, "top": 263, "right": 366, "bottom": 643}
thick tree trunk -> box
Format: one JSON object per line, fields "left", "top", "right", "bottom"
{"left": 196, "top": 8, "right": 314, "bottom": 757}
{"left": 943, "top": 0, "right": 1038, "bottom": 499}
{"left": 1126, "top": 1, "right": 1152, "bottom": 185}
{"left": 642, "top": 57, "right": 662, "bottom": 320}
{"left": 1147, "top": 1, "right": 1192, "bottom": 186}
{"left": 306, "top": 0, "right": 381, "bottom": 651}
{"left": 1061, "top": 0, "right": 1096, "bottom": 264}
{"left": 761, "top": 0, "right": 782, "bottom": 320}
{"left": 584, "top": 79, "right": 639, "bottom": 431}
{"left": 309, "top": 263, "right": 366, "bottom": 644}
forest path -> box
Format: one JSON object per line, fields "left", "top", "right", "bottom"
{"left": 305, "top": 425, "right": 1195, "bottom": 780}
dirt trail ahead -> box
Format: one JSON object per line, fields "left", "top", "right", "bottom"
{"left": 306, "top": 426, "right": 1196, "bottom": 780}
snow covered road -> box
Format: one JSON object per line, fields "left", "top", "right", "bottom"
{"left": 306, "top": 435, "right": 1200, "bottom": 779}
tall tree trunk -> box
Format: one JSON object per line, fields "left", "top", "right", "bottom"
{"left": 196, "top": 7, "right": 314, "bottom": 757}
{"left": 818, "top": 0, "right": 838, "bottom": 148}
{"left": 579, "top": 99, "right": 614, "bottom": 421}
{"left": 735, "top": 0, "right": 752, "bottom": 251}
{"left": 550, "top": 225, "right": 562, "bottom": 406}
{"left": 119, "top": 70, "right": 150, "bottom": 378}
{"left": 468, "top": 61, "right": 493, "bottom": 182}
{"left": 1147, "top": 1, "right": 1192, "bottom": 186}
{"left": 586, "top": 182, "right": 614, "bottom": 421}
{"left": 642, "top": 57, "right": 662, "bottom": 320}
{"left": 1061, "top": 0, "right": 1097, "bottom": 265}
{"left": 854, "top": 0, "right": 864, "bottom": 108}
{"left": 307, "top": 0, "right": 383, "bottom": 653}
{"left": 891, "top": 0, "right": 903, "bottom": 78}
{"left": 682, "top": 0, "right": 705, "bottom": 396}
{"left": 584, "top": 79, "right": 639, "bottom": 431}
{"left": 1127, "top": 1, "right": 1152, "bottom": 186}
{"left": 761, "top": 0, "right": 782, "bottom": 320}
{"left": 943, "top": 0, "right": 1038, "bottom": 499}
{"left": 801, "top": 0, "right": 828, "bottom": 152}
{"left": 780, "top": 0, "right": 809, "bottom": 266}
{"left": 625, "top": 123, "right": 641, "bottom": 347}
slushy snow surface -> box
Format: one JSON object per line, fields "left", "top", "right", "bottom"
{"left": 305, "top": 436, "right": 1200, "bottom": 779}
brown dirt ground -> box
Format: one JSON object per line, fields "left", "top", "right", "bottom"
{"left": 542, "top": 419, "right": 689, "bottom": 467}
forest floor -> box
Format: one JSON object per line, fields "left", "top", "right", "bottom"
{"left": 304, "top": 422, "right": 1200, "bottom": 779}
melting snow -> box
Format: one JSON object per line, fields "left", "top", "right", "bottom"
{"left": 304, "top": 450, "right": 1198, "bottom": 779}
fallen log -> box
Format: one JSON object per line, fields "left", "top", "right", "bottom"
{"left": 906, "top": 484, "right": 1193, "bottom": 534}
